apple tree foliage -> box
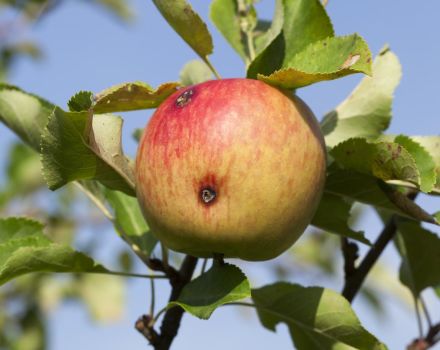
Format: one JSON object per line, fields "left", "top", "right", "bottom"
{"left": 0, "top": 0, "right": 440, "bottom": 349}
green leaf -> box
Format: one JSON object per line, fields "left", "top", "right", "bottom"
{"left": 179, "top": 60, "right": 213, "bottom": 86}
{"left": 247, "top": 33, "right": 285, "bottom": 78}
{"left": 393, "top": 135, "right": 437, "bottom": 193}
{"left": 94, "top": 0, "right": 134, "bottom": 21}
{"left": 411, "top": 136, "right": 440, "bottom": 189}
{"left": 210, "top": 0, "right": 247, "bottom": 61}
{"left": 252, "top": 283, "right": 385, "bottom": 349}
{"left": 68, "top": 91, "right": 94, "bottom": 112}
{"left": 41, "top": 108, "right": 135, "bottom": 195}
{"left": 0, "top": 143, "right": 43, "bottom": 207}
{"left": 396, "top": 221, "right": 440, "bottom": 295}
{"left": 311, "top": 192, "right": 369, "bottom": 244}
{"left": 281, "top": 0, "right": 333, "bottom": 63}
{"left": 78, "top": 274, "right": 125, "bottom": 322}
{"left": 77, "top": 181, "right": 156, "bottom": 259}
{"left": 258, "top": 34, "right": 372, "bottom": 89}
{"left": 105, "top": 189, "right": 157, "bottom": 257}
{"left": 170, "top": 263, "right": 251, "bottom": 319}
{"left": 0, "top": 217, "right": 107, "bottom": 286}
{"left": 93, "top": 82, "right": 180, "bottom": 113}
{"left": 248, "top": 0, "right": 332, "bottom": 78}
{"left": 321, "top": 47, "right": 402, "bottom": 147}
{"left": 325, "top": 169, "right": 438, "bottom": 225}
{"left": 331, "top": 138, "right": 420, "bottom": 186}
{"left": 253, "top": 0, "right": 284, "bottom": 57}
{"left": 152, "top": 0, "right": 213, "bottom": 59}
{"left": 0, "top": 84, "right": 55, "bottom": 151}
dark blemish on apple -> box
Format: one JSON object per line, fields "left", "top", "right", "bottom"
{"left": 175, "top": 89, "right": 194, "bottom": 107}
{"left": 200, "top": 186, "right": 217, "bottom": 205}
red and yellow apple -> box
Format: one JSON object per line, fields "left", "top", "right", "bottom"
{"left": 135, "top": 78, "right": 326, "bottom": 261}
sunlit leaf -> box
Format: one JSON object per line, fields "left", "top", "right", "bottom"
{"left": 0, "top": 217, "right": 107, "bottom": 286}
{"left": 152, "top": 0, "right": 213, "bottom": 60}
{"left": 322, "top": 47, "right": 402, "bottom": 147}
{"left": 41, "top": 108, "right": 135, "bottom": 195}
{"left": 0, "top": 84, "right": 54, "bottom": 151}
{"left": 258, "top": 34, "right": 371, "bottom": 89}
{"left": 179, "top": 60, "right": 213, "bottom": 86}
{"left": 331, "top": 138, "right": 420, "bottom": 186}
{"left": 411, "top": 136, "right": 440, "bottom": 189}
{"left": 93, "top": 82, "right": 180, "bottom": 113}
{"left": 393, "top": 135, "right": 436, "bottom": 193}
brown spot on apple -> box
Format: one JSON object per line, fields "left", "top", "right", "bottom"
{"left": 175, "top": 88, "right": 195, "bottom": 107}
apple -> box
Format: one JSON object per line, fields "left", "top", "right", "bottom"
{"left": 135, "top": 78, "right": 326, "bottom": 261}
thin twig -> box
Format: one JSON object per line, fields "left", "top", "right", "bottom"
{"left": 150, "top": 277, "right": 156, "bottom": 317}
{"left": 101, "top": 270, "right": 167, "bottom": 279}
{"left": 414, "top": 296, "right": 424, "bottom": 339}
{"left": 420, "top": 295, "right": 433, "bottom": 328}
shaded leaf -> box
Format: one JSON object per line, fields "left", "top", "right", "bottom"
{"left": 93, "top": 82, "right": 180, "bottom": 113}
{"left": 0, "top": 84, "right": 55, "bottom": 151}
{"left": 258, "top": 34, "right": 372, "bottom": 89}
{"left": 325, "top": 169, "right": 437, "bottom": 225}
{"left": 0, "top": 217, "right": 107, "bottom": 286}
{"left": 396, "top": 221, "right": 440, "bottom": 295}
{"left": 179, "top": 60, "right": 213, "bottom": 86}
{"left": 322, "top": 47, "right": 402, "bottom": 147}
{"left": 152, "top": 0, "right": 213, "bottom": 59}
{"left": 281, "top": 0, "right": 333, "bottom": 63}
{"left": 393, "top": 135, "right": 436, "bottom": 193}
{"left": 252, "top": 283, "right": 385, "bottom": 349}
{"left": 247, "top": 33, "right": 285, "bottom": 78}
{"left": 311, "top": 192, "right": 369, "bottom": 244}
{"left": 253, "top": 0, "right": 284, "bottom": 57}
{"left": 170, "top": 263, "right": 251, "bottom": 319}
{"left": 41, "top": 108, "right": 135, "bottom": 195}
{"left": 331, "top": 138, "right": 420, "bottom": 186}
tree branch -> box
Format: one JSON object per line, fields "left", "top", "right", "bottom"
{"left": 342, "top": 191, "right": 418, "bottom": 303}
{"left": 342, "top": 216, "right": 397, "bottom": 302}
{"left": 407, "top": 322, "right": 440, "bottom": 350}
{"left": 136, "top": 255, "right": 198, "bottom": 350}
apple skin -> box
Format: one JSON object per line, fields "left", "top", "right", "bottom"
{"left": 135, "top": 78, "right": 326, "bottom": 261}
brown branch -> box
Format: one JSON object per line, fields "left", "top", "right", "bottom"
{"left": 342, "top": 216, "right": 397, "bottom": 302}
{"left": 342, "top": 191, "right": 418, "bottom": 303}
{"left": 341, "top": 237, "right": 359, "bottom": 279}
{"left": 407, "top": 323, "right": 440, "bottom": 350}
{"left": 136, "top": 255, "right": 198, "bottom": 350}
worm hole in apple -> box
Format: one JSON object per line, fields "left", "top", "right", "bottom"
{"left": 175, "top": 88, "right": 194, "bottom": 107}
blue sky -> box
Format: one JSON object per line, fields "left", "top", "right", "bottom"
{"left": 1, "top": 0, "right": 440, "bottom": 349}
